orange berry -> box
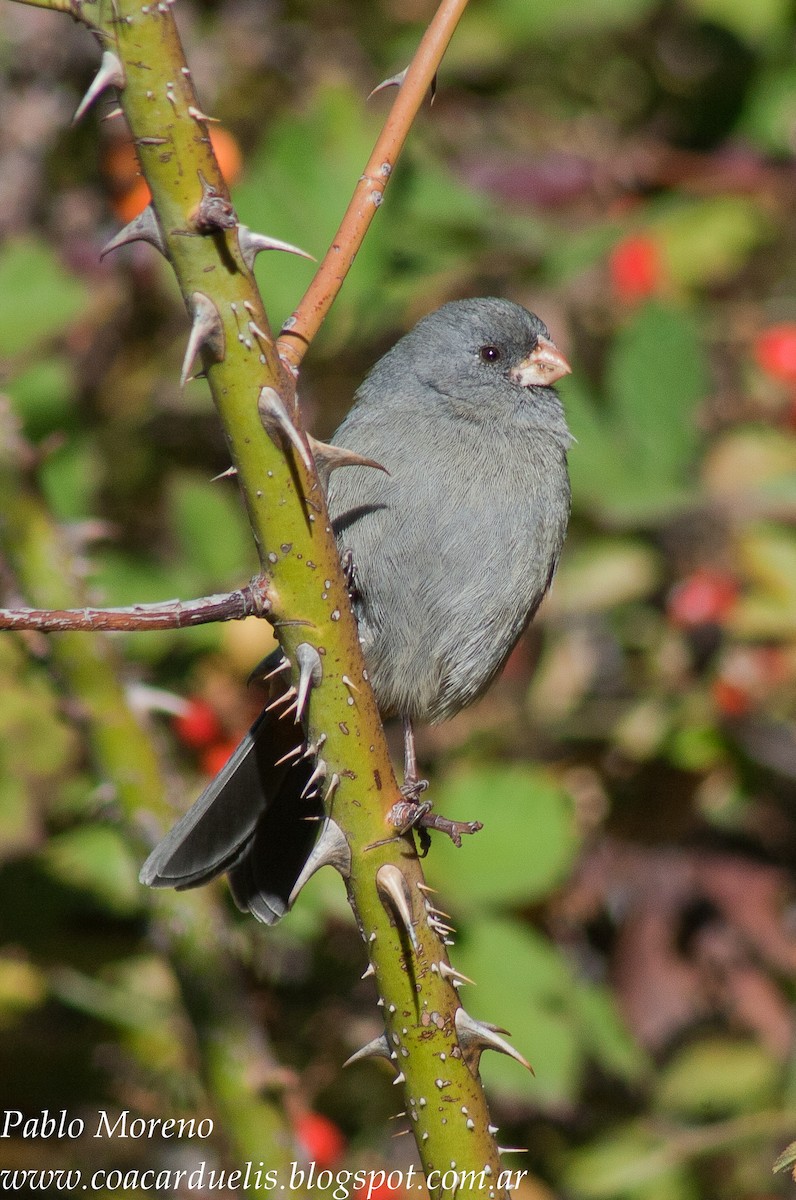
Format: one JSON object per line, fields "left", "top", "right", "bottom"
{"left": 199, "top": 739, "right": 238, "bottom": 777}
{"left": 667, "top": 569, "right": 738, "bottom": 628}
{"left": 111, "top": 176, "right": 152, "bottom": 224}
{"left": 711, "top": 678, "right": 752, "bottom": 718}
{"left": 172, "top": 698, "right": 223, "bottom": 750}
{"left": 209, "top": 126, "right": 243, "bottom": 186}
{"left": 105, "top": 126, "right": 242, "bottom": 226}
{"left": 753, "top": 324, "right": 796, "bottom": 383}
{"left": 293, "top": 1112, "right": 346, "bottom": 1168}
{"left": 609, "top": 234, "right": 662, "bottom": 302}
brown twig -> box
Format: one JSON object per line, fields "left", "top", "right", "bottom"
{"left": 0, "top": 578, "right": 271, "bottom": 632}
{"left": 276, "top": 0, "right": 470, "bottom": 370}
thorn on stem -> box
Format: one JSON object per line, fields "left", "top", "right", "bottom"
{"left": 100, "top": 205, "right": 166, "bottom": 259}
{"left": 180, "top": 292, "right": 225, "bottom": 388}
{"left": 307, "top": 435, "right": 389, "bottom": 490}
{"left": 73, "top": 50, "right": 125, "bottom": 124}
{"left": 295, "top": 642, "right": 323, "bottom": 723}
{"left": 238, "top": 225, "right": 314, "bottom": 272}
{"left": 342, "top": 1034, "right": 391, "bottom": 1069}
{"left": 287, "top": 818, "right": 351, "bottom": 907}
{"left": 258, "top": 387, "right": 314, "bottom": 473}
{"left": 376, "top": 864, "right": 418, "bottom": 951}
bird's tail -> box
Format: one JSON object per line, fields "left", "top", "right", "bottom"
{"left": 139, "top": 682, "right": 323, "bottom": 925}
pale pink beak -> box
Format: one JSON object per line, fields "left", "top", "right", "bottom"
{"left": 510, "top": 336, "right": 572, "bottom": 387}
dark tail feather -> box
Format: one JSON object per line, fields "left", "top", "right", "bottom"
{"left": 139, "top": 701, "right": 322, "bottom": 925}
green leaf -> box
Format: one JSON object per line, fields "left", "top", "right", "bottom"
{"left": 605, "top": 304, "right": 708, "bottom": 497}
{"left": 550, "top": 539, "right": 661, "bottom": 614}
{"left": 0, "top": 957, "right": 47, "bottom": 1027}
{"left": 657, "top": 197, "right": 771, "bottom": 290}
{"left": 682, "top": 0, "right": 792, "bottom": 43}
{"left": 426, "top": 764, "right": 579, "bottom": 909}
{"left": 742, "top": 68, "right": 796, "bottom": 154}
{"left": 169, "top": 472, "right": 256, "bottom": 587}
{"left": 655, "top": 1037, "right": 780, "bottom": 1117}
{"left": 235, "top": 85, "right": 384, "bottom": 343}
{"left": 42, "top": 826, "right": 142, "bottom": 916}
{"left": 479, "top": 0, "right": 658, "bottom": 41}
{"left": 452, "top": 917, "right": 583, "bottom": 1104}
{"left": 570, "top": 983, "right": 650, "bottom": 1084}
{"left": 732, "top": 524, "right": 796, "bottom": 639}
{"left": 562, "top": 376, "right": 628, "bottom": 512}
{"left": 7, "top": 357, "right": 76, "bottom": 439}
{"left": 38, "top": 434, "right": 101, "bottom": 521}
{"left": 0, "top": 237, "right": 90, "bottom": 358}
{"left": 563, "top": 1121, "right": 698, "bottom": 1200}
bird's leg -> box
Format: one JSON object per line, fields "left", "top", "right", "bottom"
{"left": 401, "top": 716, "right": 429, "bottom": 801}
{"left": 386, "top": 717, "right": 483, "bottom": 853}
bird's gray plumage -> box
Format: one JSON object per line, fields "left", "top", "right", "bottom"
{"left": 140, "top": 298, "right": 572, "bottom": 922}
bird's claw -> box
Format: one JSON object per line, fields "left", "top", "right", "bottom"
{"left": 386, "top": 797, "right": 483, "bottom": 854}
{"left": 399, "top": 777, "right": 430, "bottom": 803}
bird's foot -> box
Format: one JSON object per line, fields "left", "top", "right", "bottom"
{"left": 386, "top": 796, "right": 483, "bottom": 855}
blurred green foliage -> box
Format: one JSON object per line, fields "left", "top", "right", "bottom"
{"left": 0, "top": 0, "right": 795, "bottom": 1195}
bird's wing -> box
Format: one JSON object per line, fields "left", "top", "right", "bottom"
{"left": 139, "top": 701, "right": 322, "bottom": 924}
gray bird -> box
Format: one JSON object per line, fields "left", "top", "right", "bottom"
{"left": 140, "top": 298, "right": 572, "bottom": 923}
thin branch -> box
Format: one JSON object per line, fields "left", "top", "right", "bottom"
{"left": 277, "top": 0, "right": 470, "bottom": 369}
{"left": 9, "top": 0, "right": 80, "bottom": 11}
{"left": 0, "top": 578, "right": 271, "bottom": 632}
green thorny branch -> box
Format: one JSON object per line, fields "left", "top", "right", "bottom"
{"left": 2, "top": 0, "right": 534, "bottom": 1193}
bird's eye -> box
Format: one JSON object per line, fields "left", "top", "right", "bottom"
{"left": 479, "top": 345, "right": 501, "bottom": 363}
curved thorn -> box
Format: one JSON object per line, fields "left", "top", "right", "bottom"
{"left": 287, "top": 818, "right": 351, "bottom": 907}
{"left": 258, "top": 386, "right": 313, "bottom": 472}
{"left": 274, "top": 743, "right": 304, "bottom": 768}
{"left": 265, "top": 685, "right": 297, "bottom": 713}
{"left": 248, "top": 653, "right": 290, "bottom": 685}
{"left": 180, "top": 292, "right": 225, "bottom": 388}
{"left": 342, "top": 1034, "right": 391, "bottom": 1068}
{"left": 100, "top": 205, "right": 166, "bottom": 259}
{"left": 295, "top": 642, "right": 323, "bottom": 723}
{"left": 454, "top": 1008, "right": 533, "bottom": 1077}
{"left": 188, "top": 105, "right": 219, "bottom": 123}
{"left": 439, "top": 962, "right": 474, "bottom": 986}
{"left": 300, "top": 759, "right": 327, "bottom": 801}
{"left": 238, "top": 225, "right": 315, "bottom": 272}
{"left": 376, "top": 864, "right": 418, "bottom": 951}
{"left": 306, "top": 435, "right": 389, "bottom": 490}
{"left": 369, "top": 67, "right": 408, "bottom": 100}
{"left": 392, "top": 1072, "right": 405, "bottom": 1086}
{"left": 73, "top": 50, "right": 125, "bottom": 124}
{"left": 361, "top": 962, "right": 375, "bottom": 979}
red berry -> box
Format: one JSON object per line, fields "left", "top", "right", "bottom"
{"left": 609, "top": 235, "right": 662, "bottom": 301}
{"left": 667, "top": 569, "right": 738, "bottom": 628}
{"left": 294, "top": 1112, "right": 346, "bottom": 1168}
{"left": 199, "top": 739, "right": 237, "bottom": 777}
{"left": 711, "top": 678, "right": 752, "bottom": 718}
{"left": 754, "top": 324, "right": 796, "bottom": 383}
{"left": 172, "top": 698, "right": 222, "bottom": 750}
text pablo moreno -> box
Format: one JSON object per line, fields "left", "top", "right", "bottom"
{"left": 1, "top": 1110, "right": 214, "bottom": 1140}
